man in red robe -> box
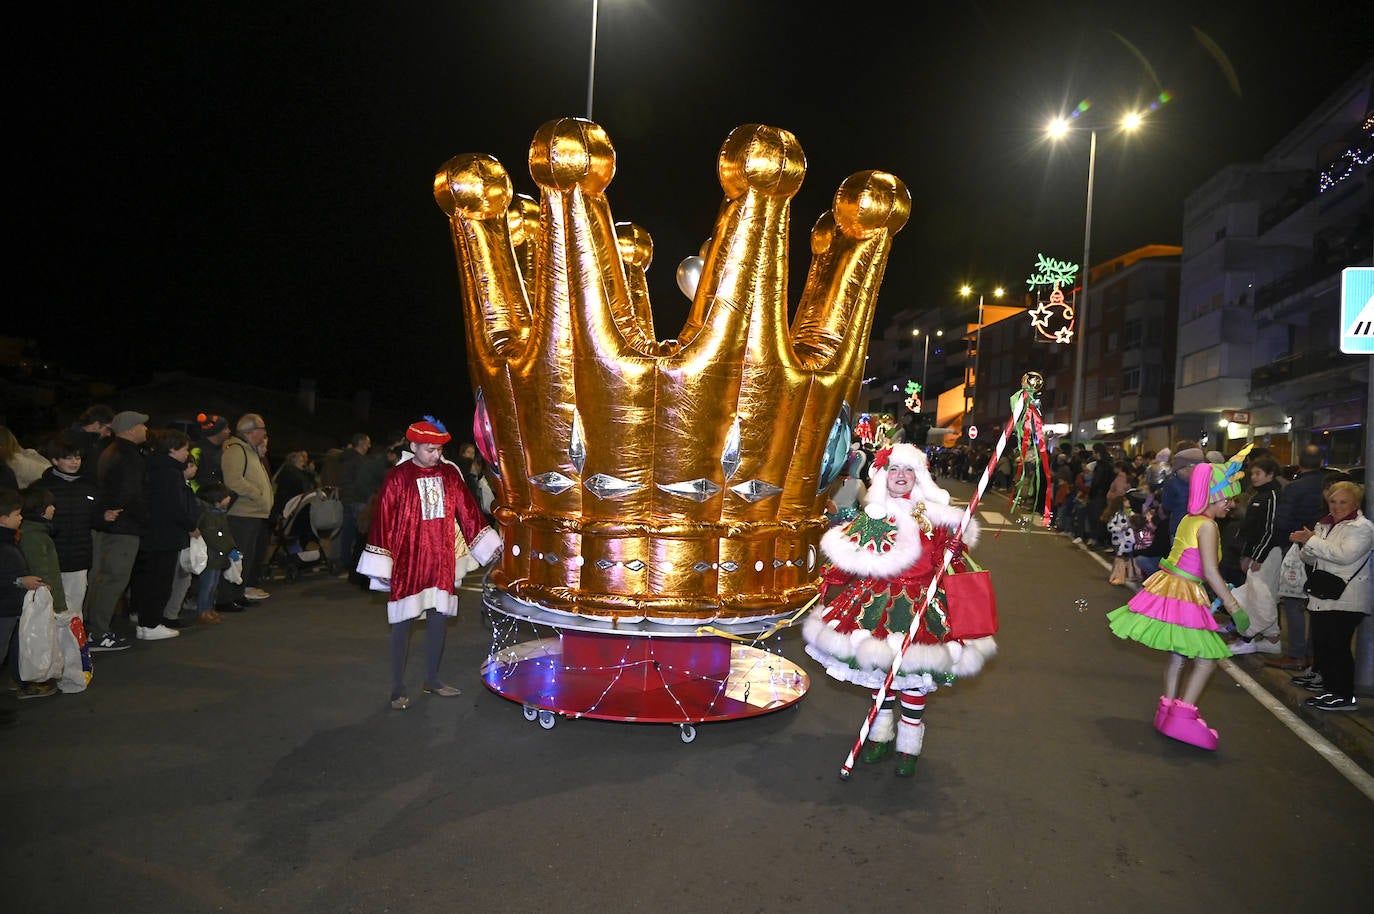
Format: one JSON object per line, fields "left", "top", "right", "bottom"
{"left": 357, "top": 417, "right": 501, "bottom": 710}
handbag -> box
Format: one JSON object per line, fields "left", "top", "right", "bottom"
{"left": 941, "top": 570, "right": 999, "bottom": 639}
{"left": 1303, "top": 554, "right": 1368, "bottom": 600}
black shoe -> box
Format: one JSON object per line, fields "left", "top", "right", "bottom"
{"left": 216, "top": 602, "right": 250, "bottom": 613}
{"left": 89, "top": 632, "right": 133, "bottom": 652}
{"left": 161, "top": 617, "right": 191, "bottom": 629}
{"left": 1305, "top": 693, "right": 1358, "bottom": 712}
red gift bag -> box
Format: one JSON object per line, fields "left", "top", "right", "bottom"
{"left": 941, "top": 570, "right": 998, "bottom": 639}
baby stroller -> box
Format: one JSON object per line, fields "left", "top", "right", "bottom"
{"left": 266, "top": 488, "right": 344, "bottom": 582}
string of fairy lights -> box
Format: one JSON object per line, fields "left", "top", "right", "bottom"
{"left": 483, "top": 599, "right": 805, "bottom": 723}
{"left": 1318, "top": 113, "right": 1373, "bottom": 193}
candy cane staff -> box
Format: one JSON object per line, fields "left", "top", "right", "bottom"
{"left": 802, "top": 442, "right": 992, "bottom": 778}
{"left": 1106, "top": 445, "right": 1252, "bottom": 749}
{"left": 823, "top": 388, "right": 1033, "bottom": 778}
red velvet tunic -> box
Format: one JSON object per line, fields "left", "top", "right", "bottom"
{"left": 358, "top": 456, "right": 493, "bottom": 623}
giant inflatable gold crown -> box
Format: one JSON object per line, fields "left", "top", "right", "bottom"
{"left": 434, "top": 118, "right": 909, "bottom": 622}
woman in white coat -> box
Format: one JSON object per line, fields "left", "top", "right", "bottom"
{"left": 1288, "top": 481, "right": 1373, "bottom": 711}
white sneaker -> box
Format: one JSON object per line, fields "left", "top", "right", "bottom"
{"left": 1228, "top": 639, "right": 1257, "bottom": 655}
{"left": 137, "top": 624, "right": 181, "bottom": 641}
{"left": 1252, "top": 637, "right": 1282, "bottom": 654}
{"left": 244, "top": 587, "right": 271, "bottom": 601}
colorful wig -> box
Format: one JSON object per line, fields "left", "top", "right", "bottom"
{"left": 1187, "top": 444, "right": 1251, "bottom": 515}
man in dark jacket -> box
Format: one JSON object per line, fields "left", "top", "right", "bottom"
{"left": 1269, "top": 444, "right": 1330, "bottom": 667}
{"left": 85, "top": 410, "right": 149, "bottom": 652}
{"left": 132, "top": 429, "right": 200, "bottom": 640}
{"left": 192, "top": 413, "right": 231, "bottom": 490}
{"left": 333, "top": 433, "right": 372, "bottom": 576}
{"left": 70, "top": 404, "right": 115, "bottom": 483}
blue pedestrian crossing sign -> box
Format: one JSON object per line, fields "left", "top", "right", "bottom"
{"left": 1342, "top": 267, "right": 1374, "bottom": 354}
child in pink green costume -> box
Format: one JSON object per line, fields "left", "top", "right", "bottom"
{"left": 1107, "top": 446, "right": 1251, "bottom": 750}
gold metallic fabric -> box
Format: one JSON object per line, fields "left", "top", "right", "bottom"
{"left": 434, "top": 118, "right": 909, "bottom": 621}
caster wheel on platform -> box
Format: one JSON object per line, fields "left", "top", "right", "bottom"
{"left": 538, "top": 710, "right": 557, "bottom": 730}
{"left": 522, "top": 705, "right": 538, "bottom": 722}
{"left": 679, "top": 724, "right": 697, "bottom": 744}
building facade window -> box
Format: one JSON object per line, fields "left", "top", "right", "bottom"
{"left": 1180, "top": 346, "right": 1221, "bottom": 386}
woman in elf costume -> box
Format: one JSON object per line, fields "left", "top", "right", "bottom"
{"left": 1107, "top": 446, "right": 1251, "bottom": 750}
{"left": 803, "top": 443, "right": 996, "bottom": 777}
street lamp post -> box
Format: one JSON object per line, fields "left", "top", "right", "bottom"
{"left": 960, "top": 285, "right": 1005, "bottom": 433}
{"left": 1047, "top": 109, "right": 1142, "bottom": 444}
{"left": 586, "top": 0, "right": 599, "bottom": 118}
{"left": 912, "top": 327, "right": 943, "bottom": 409}
{"left": 1069, "top": 128, "right": 1097, "bottom": 446}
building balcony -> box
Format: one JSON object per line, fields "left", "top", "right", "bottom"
{"left": 1251, "top": 348, "right": 1350, "bottom": 392}
{"left": 1252, "top": 259, "right": 1347, "bottom": 313}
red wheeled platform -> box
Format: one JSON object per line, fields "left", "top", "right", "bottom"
{"left": 480, "top": 591, "right": 809, "bottom": 740}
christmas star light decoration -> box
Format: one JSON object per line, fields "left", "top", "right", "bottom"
{"left": 1024, "top": 254, "right": 1078, "bottom": 345}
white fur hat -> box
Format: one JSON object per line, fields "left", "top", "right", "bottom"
{"left": 865, "top": 443, "right": 952, "bottom": 513}
{"left": 859, "top": 442, "right": 977, "bottom": 545}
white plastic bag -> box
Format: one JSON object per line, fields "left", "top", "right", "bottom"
{"left": 18, "top": 587, "right": 62, "bottom": 682}
{"left": 1277, "top": 544, "right": 1309, "bottom": 599}
{"left": 55, "top": 609, "right": 92, "bottom": 693}
{"left": 179, "top": 535, "right": 209, "bottom": 574}
{"left": 224, "top": 554, "right": 244, "bottom": 585}
{"left": 1233, "top": 573, "right": 1277, "bottom": 638}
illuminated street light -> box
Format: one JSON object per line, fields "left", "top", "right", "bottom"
{"left": 1045, "top": 107, "right": 1144, "bottom": 444}
{"left": 912, "top": 327, "right": 944, "bottom": 409}
{"left": 960, "top": 285, "right": 1005, "bottom": 429}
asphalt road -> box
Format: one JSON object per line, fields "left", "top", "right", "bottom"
{"left": 5, "top": 479, "right": 1372, "bottom": 913}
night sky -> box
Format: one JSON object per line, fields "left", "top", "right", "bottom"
{"left": 18, "top": 2, "right": 1374, "bottom": 427}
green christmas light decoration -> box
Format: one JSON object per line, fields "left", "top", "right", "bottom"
{"left": 1024, "top": 253, "right": 1078, "bottom": 344}
{"left": 904, "top": 379, "right": 922, "bottom": 413}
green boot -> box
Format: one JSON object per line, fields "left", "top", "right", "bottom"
{"left": 895, "top": 718, "right": 925, "bottom": 777}
{"left": 861, "top": 708, "right": 897, "bottom": 763}
{"left": 861, "top": 740, "right": 895, "bottom": 763}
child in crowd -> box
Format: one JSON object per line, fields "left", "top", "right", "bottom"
{"left": 1107, "top": 446, "right": 1252, "bottom": 750}
{"left": 1104, "top": 495, "right": 1135, "bottom": 585}
{"left": 0, "top": 489, "right": 57, "bottom": 701}
{"left": 18, "top": 488, "right": 66, "bottom": 615}
{"left": 197, "top": 482, "right": 236, "bottom": 623}
{"left": 40, "top": 430, "right": 117, "bottom": 617}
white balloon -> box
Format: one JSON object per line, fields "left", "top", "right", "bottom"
{"left": 676, "top": 255, "right": 704, "bottom": 300}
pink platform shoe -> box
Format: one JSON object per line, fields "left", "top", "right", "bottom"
{"left": 1157, "top": 700, "right": 1218, "bottom": 750}
{"left": 1153, "top": 696, "right": 1176, "bottom": 731}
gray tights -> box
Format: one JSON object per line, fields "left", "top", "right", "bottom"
{"left": 390, "top": 612, "right": 448, "bottom": 700}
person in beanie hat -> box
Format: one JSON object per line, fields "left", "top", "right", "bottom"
{"left": 1161, "top": 445, "right": 1205, "bottom": 541}
{"left": 357, "top": 416, "right": 501, "bottom": 710}
{"left": 802, "top": 442, "right": 994, "bottom": 777}
{"left": 192, "top": 413, "right": 231, "bottom": 490}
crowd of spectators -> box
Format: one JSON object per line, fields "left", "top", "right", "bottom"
{"left": 1, "top": 405, "right": 500, "bottom": 723}
{"left": 835, "top": 431, "right": 1368, "bottom": 711}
